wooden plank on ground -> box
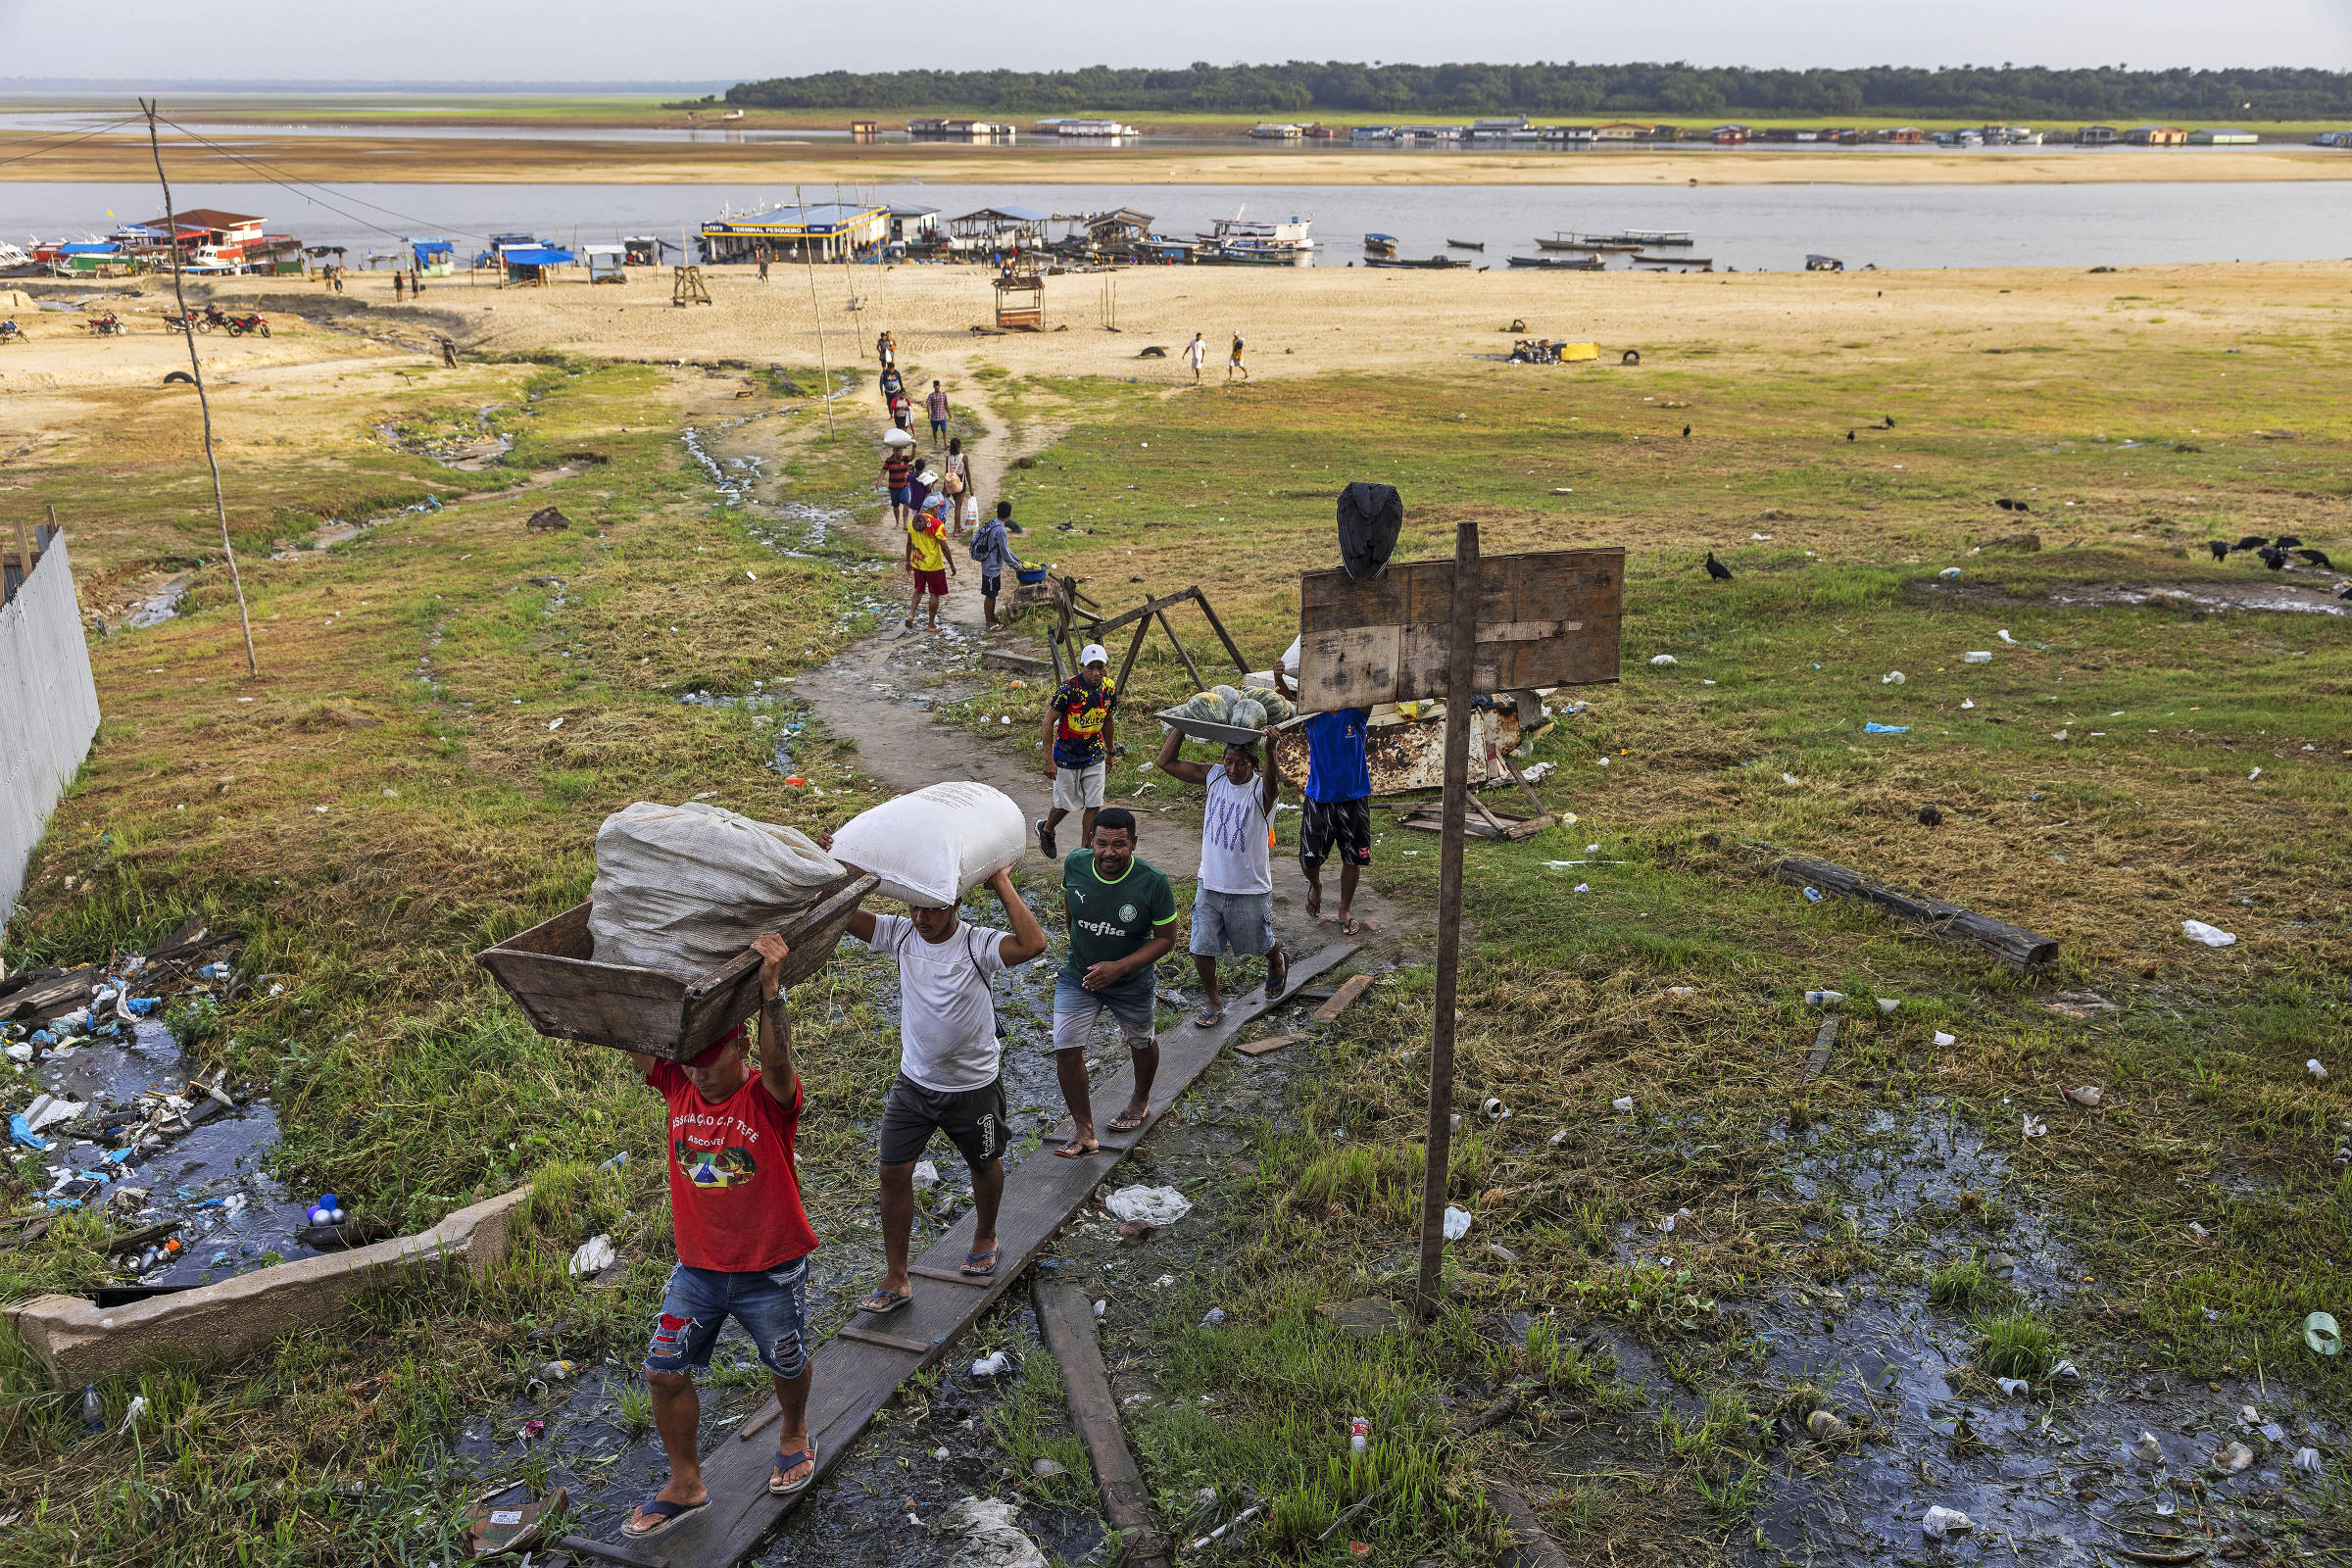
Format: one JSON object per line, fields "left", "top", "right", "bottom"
{"left": 632, "top": 942, "right": 1361, "bottom": 1568}
{"left": 1034, "top": 1280, "right": 1174, "bottom": 1568}
{"left": 1312, "top": 974, "right": 1375, "bottom": 1022}
{"left": 1233, "top": 1033, "right": 1301, "bottom": 1058}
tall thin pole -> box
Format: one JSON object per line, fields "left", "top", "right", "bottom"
{"left": 143, "top": 99, "right": 257, "bottom": 678}
{"left": 1415, "top": 518, "right": 1480, "bottom": 1315}
{"left": 796, "top": 184, "right": 835, "bottom": 437}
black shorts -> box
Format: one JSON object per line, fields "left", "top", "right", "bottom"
{"left": 878, "top": 1073, "right": 1006, "bottom": 1169}
{"left": 981, "top": 571, "right": 1002, "bottom": 597}
{"left": 1299, "top": 797, "right": 1372, "bottom": 871}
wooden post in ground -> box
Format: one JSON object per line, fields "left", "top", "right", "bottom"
{"left": 1154, "top": 608, "right": 1207, "bottom": 693}
{"left": 1415, "top": 519, "right": 1481, "bottom": 1315}
{"left": 1187, "top": 587, "right": 1251, "bottom": 674}
{"left": 1034, "top": 1280, "right": 1173, "bottom": 1568}
{"left": 795, "top": 187, "right": 835, "bottom": 438}
{"left": 8, "top": 514, "right": 29, "bottom": 604}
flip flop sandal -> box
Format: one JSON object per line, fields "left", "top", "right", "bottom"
{"left": 1106, "top": 1110, "right": 1149, "bottom": 1134}
{"left": 1266, "top": 954, "right": 1291, "bottom": 997}
{"left": 858, "top": 1287, "right": 913, "bottom": 1314}
{"left": 1194, "top": 1007, "right": 1225, "bottom": 1028}
{"left": 1052, "top": 1140, "right": 1102, "bottom": 1159}
{"left": 958, "top": 1247, "right": 1002, "bottom": 1278}
{"left": 623, "top": 1497, "right": 710, "bottom": 1539}
{"left": 769, "top": 1446, "right": 819, "bottom": 1497}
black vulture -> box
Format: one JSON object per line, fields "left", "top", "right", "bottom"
{"left": 1705, "top": 552, "right": 1734, "bottom": 581}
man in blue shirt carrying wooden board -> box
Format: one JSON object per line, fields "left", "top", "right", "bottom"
{"left": 1274, "top": 657, "right": 1375, "bottom": 936}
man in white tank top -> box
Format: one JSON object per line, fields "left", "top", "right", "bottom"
{"left": 1152, "top": 722, "right": 1287, "bottom": 1025}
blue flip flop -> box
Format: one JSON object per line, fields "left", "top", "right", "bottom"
{"left": 769, "top": 1445, "right": 819, "bottom": 1497}
{"left": 622, "top": 1496, "right": 710, "bottom": 1539}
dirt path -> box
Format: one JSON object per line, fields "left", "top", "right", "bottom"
{"left": 763, "top": 372, "right": 1421, "bottom": 964}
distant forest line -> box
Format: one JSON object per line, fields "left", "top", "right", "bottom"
{"left": 721, "top": 62, "right": 2352, "bottom": 121}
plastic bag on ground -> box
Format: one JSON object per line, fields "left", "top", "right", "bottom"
{"left": 567, "top": 1234, "right": 616, "bottom": 1277}
{"left": 589, "top": 802, "right": 843, "bottom": 975}
{"left": 2181, "top": 919, "right": 2237, "bottom": 948}
{"left": 1104, "top": 1185, "right": 1193, "bottom": 1227}
{"left": 932, "top": 1496, "right": 1049, "bottom": 1568}
{"left": 829, "top": 782, "right": 1026, "bottom": 908}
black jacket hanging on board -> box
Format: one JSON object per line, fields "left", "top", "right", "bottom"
{"left": 1337, "top": 482, "right": 1403, "bottom": 580}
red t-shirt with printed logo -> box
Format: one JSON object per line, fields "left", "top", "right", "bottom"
{"left": 646, "top": 1061, "right": 818, "bottom": 1273}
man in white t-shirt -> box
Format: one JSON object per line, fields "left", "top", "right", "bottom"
{"left": 1185, "top": 332, "right": 1206, "bottom": 385}
{"left": 844, "top": 867, "right": 1048, "bottom": 1313}
{"left": 1152, "top": 722, "right": 1286, "bottom": 1026}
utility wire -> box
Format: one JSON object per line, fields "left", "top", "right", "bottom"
{"left": 156, "top": 117, "right": 486, "bottom": 245}
{"left": 0, "top": 115, "right": 142, "bottom": 171}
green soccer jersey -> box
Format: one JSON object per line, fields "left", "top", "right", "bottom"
{"left": 1060, "top": 850, "right": 1179, "bottom": 988}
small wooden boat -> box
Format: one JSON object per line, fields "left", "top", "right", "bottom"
{"left": 1506, "top": 254, "right": 1606, "bottom": 270}
{"left": 1634, "top": 256, "right": 1714, "bottom": 270}
{"left": 1446, "top": 238, "right": 1484, "bottom": 251}
{"left": 1367, "top": 255, "right": 1472, "bottom": 270}
{"left": 1612, "top": 228, "right": 1693, "bottom": 246}
{"left": 1364, "top": 232, "right": 1398, "bottom": 258}
{"left": 1533, "top": 233, "right": 1591, "bottom": 252}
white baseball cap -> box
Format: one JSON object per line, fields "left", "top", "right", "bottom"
{"left": 1080, "top": 643, "right": 1109, "bottom": 666}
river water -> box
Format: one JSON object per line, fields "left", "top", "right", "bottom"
{"left": 6, "top": 178, "right": 2349, "bottom": 272}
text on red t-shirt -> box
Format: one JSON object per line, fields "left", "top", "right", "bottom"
{"left": 647, "top": 1061, "right": 818, "bottom": 1273}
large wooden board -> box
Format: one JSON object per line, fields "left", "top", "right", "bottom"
{"left": 1294, "top": 549, "right": 1623, "bottom": 711}
{"left": 630, "top": 942, "right": 1362, "bottom": 1568}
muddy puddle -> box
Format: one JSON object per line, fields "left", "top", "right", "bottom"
{"left": 1912, "top": 575, "right": 2352, "bottom": 618}
{"left": 6, "top": 960, "right": 325, "bottom": 1290}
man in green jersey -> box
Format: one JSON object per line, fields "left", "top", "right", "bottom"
{"left": 1049, "top": 807, "right": 1178, "bottom": 1157}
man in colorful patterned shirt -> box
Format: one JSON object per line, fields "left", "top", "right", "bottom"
{"left": 1036, "top": 643, "right": 1115, "bottom": 858}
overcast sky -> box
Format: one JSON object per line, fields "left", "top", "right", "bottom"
{"left": 2, "top": 0, "right": 2346, "bottom": 82}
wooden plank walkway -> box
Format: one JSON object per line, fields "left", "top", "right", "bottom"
{"left": 614, "top": 942, "right": 1362, "bottom": 1568}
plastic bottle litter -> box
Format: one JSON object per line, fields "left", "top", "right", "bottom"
{"left": 597, "top": 1151, "right": 629, "bottom": 1172}
{"left": 1349, "top": 1416, "right": 1370, "bottom": 1455}
{"left": 1481, "top": 1098, "right": 1510, "bottom": 1121}
{"left": 1963, "top": 651, "right": 1992, "bottom": 663}
{"left": 1804, "top": 990, "right": 1845, "bottom": 1005}
{"left": 971, "top": 1349, "right": 1012, "bottom": 1378}
{"left": 1921, "top": 1506, "right": 1974, "bottom": 1539}
{"left": 1934, "top": 1031, "right": 1957, "bottom": 1048}
{"left": 1782, "top": 772, "right": 1800, "bottom": 785}
{"left": 83, "top": 1386, "right": 103, "bottom": 1432}
{"left": 1996, "top": 629, "right": 2016, "bottom": 644}
{"left": 1548, "top": 1128, "right": 1569, "bottom": 1148}
{"left": 2182, "top": 920, "right": 2237, "bottom": 948}
{"left": 566, "top": 1234, "right": 616, "bottom": 1277}
{"left": 1996, "top": 1378, "right": 2031, "bottom": 1396}
{"left": 1441, "top": 1206, "right": 1472, "bottom": 1241}
{"left": 1882, "top": 670, "right": 1906, "bottom": 685}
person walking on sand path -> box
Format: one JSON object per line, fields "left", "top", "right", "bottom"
{"left": 877, "top": 329, "right": 896, "bottom": 368}
{"left": 412, "top": 267, "right": 423, "bottom": 296}
{"left": 904, "top": 482, "right": 956, "bottom": 630}
{"left": 1186, "top": 331, "right": 1206, "bottom": 384}
{"left": 882, "top": 440, "right": 916, "bottom": 525}
{"left": 926, "top": 380, "right": 952, "bottom": 444}
{"left": 620, "top": 935, "right": 819, "bottom": 1538}
{"left": 843, "top": 868, "right": 1048, "bottom": 1315}
{"left": 392, "top": 270, "right": 404, "bottom": 301}
{"left": 1049, "top": 808, "right": 1178, "bottom": 1157}
{"left": 879, "top": 363, "right": 905, "bottom": 405}
{"left": 971, "top": 499, "right": 1024, "bottom": 634}
{"left": 1227, "top": 332, "right": 1249, "bottom": 382}
{"left": 1153, "top": 723, "right": 1287, "bottom": 1026}
{"left": 1275, "top": 657, "right": 1376, "bottom": 937}
{"left": 1038, "top": 645, "right": 1116, "bottom": 858}
{"left": 941, "top": 437, "right": 972, "bottom": 532}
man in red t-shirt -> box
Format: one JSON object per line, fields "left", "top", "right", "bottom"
{"left": 622, "top": 934, "right": 821, "bottom": 1539}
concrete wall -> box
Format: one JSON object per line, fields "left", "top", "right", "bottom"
{"left": 0, "top": 526, "right": 99, "bottom": 941}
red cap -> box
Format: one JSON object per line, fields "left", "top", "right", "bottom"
{"left": 681, "top": 1022, "right": 747, "bottom": 1069}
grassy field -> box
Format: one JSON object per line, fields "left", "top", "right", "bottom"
{"left": 3, "top": 263, "right": 2350, "bottom": 1562}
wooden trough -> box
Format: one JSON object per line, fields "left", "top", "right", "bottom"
{"left": 474, "top": 872, "right": 877, "bottom": 1061}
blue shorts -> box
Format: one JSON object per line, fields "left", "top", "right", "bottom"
{"left": 930, "top": 419, "right": 949, "bottom": 440}
{"left": 891, "top": 484, "right": 913, "bottom": 508}
{"left": 646, "top": 1255, "right": 811, "bottom": 1380}
{"left": 1191, "top": 888, "right": 1274, "bottom": 957}
{"left": 1052, "top": 972, "right": 1156, "bottom": 1054}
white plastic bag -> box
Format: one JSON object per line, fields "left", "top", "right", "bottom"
{"left": 1104, "top": 1185, "right": 1193, "bottom": 1227}
{"left": 588, "top": 802, "right": 844, "bottom": 975}
{"left": 2181, "top": 919, "right": 2237, "bottom": 948}
{"left": 829, "top": 782, "right": 1026, "bottom": 908}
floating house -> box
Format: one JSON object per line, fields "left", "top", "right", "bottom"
{"left": 2188, "top": 127, "right": 2259, "bottom": 145}
{"left": 888, "top": 206, "right": 941, "bottom": 245}
{"left": 699, "top": 203, "right": 890, "bottom": 263}
{"left": 132, "top": 209, "right": 301, "bottom": 272}
{"left": 2123, "top": 125, "right": 2187, "bottom": 146}
{"left": 1349, "top": 125, "right": 1396, "bottom": 144}
{"left": 1250, "top": 122, "right": 1304, "bottom": 140}
{"left": 2314, "top": 130, "right": 2352, "bottom": 147}
{"left": 1469, "top": 117, "right": 1528, "bottom": 143}
{"left": 1592, "top": 121, "right": 1674, "bottom": 143}
{"left": 908, "top": 118, "right": 1017, "bottom": 141}
{"left": 1542, "top": 124, "right": 1595, "bottom": 146}
{"left": 946, "top": 206, "right": 1049, "bottom": 253}
{"left": 1711, "top": 124, "right": 1750, "bottom": 145}
{"left": 2078, "top": 124, "right": 2120, "bottom": 146}
{"left": 1878, "top": 126, "right": 1927, "bottom": 145}
{"left": 850, "top": 120, "right": 881, "bottom": 142}
{"left": 1045, "top": 119, "right": 1138, "bottom": 138}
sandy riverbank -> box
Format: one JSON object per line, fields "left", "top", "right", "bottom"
{"left": 5, "top": 132, "right": 2348, "bottom": 186}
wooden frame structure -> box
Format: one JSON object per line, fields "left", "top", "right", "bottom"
{"left": 993, "top": 266, "right": 1045, "bottom": 331}
{"left": 1043, "top": 576, "right": 1250, "bottom": 695}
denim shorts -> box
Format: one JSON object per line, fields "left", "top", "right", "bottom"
{"left": 646, "top": 1254, "right": 810, "bottom": 1380}
{"left": 1052, "top": 972, "right": 1156, "bottom": 1054}
{"left": 1190, "top": 888, "right": 1274, "bottom": 957}
{"left": 891, "top": 484, "right": 913, "bottom": 508}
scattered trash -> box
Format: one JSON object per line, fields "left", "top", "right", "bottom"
{"left": 1921, "top": 1506, "right": 1974, "bottom": 1539}
{"left": 2182, "top": 920, "right": 2237, "bottom": 948}
{"left": 2022, "top": 1115, "right": 2047, "bottom": 1138}
{"left": 537, "top": 1359, "right": 577, "bottom": 1381}
{"left": 1882, "top": 670, "right": 1906, "bottom": 685}
{"left": 2189, "top": 1222, "right": 2210, "bottom": 1239}
{"left": 118, "top": 1395, "right": 148, "bottom": 1435}
{"left": 1934, "top": 1031, "right": 1957, "bottom": 1047}
{"left": 1877, "top": 998, "right": 1899, "bottom": 1013}
{"left": 2295, "top": 1446, "right": 2325, "bottom": 1477}
{"left": 1031, "top": 1457, "right": 1067, "bottom": 1479}
{"left": 304, "top": 1194, "right": 345, "bottom": 1227}
{"left": 1547, "top": 1128, "right": 1569, "bottom": 1148}
{"left": 1519, "top": 761, "right": 1556, "bottom": 783}
{"left": 2064, "top": 1086, "right": 2103, "bottom": 1108}
{"left": 2051, "top": 1359, "right": 2081, "bottom": 1381}
{"left": 1649, "top": 654, "right": 1679, "bottom": 666}
{"left": 1806, "top": 1409, "right": 1847, "bottom": 1440}
{"left": 1200, "top": 1307, "right": 1226, "bottom": 1327}
{"left": 1610, "top": 1097, "right": 1635, "bottom": 1113}
{"left": 2304, "top": 1311, "right": 2341, "bottom": 1356}
{"left": 1782, "top": 772, "right": 1800, "bottom": 786}
{"left": 1801, "top": 887, "right": 1823, "bottom": 904}
{"left": 1572, "top": 883, "right": 1591, "bottom": 894}
{"left": 1350, "top": 1415, "right": 1370, "bottom": 1455}
{"left": 598, "top": 1151, "right": 629, "bottom": 1172}
{"left": 1996, "top": 629, "right": 2016, "bottom": 644}
{"left": 2248, "top": 767, "right": 2262, "bottom": 782}
{"left": 1960, "top": 699, "right": 1976, "bottom": 710}
{"left": 912, "top": 1159, "right": 940, "bottom": 1190}
{"left": 1963, "top": 651, "right": 1992, "bottom": 663}
{"left": 931, "top": 1495, "right": 1050, "bottom": 1568}
{"left": 1996, "top": 1378, "right": 2031, "bottom": 1396}
{"left": 1104, "top": 1185, "right": 1192, "bottom": 1228}
{"left": 1862, "top": 722, "right": 1909, "bottom": 734}
{"left": 1486, "top": 1243, "right": 1517, "bottom": 1264}
{"left": 82, "top": 1386, "right": 103, "bottom": 1432}
{"left": 2213, "top": 1441, "right": 2255, "bottom": 1475}
{"left": 1093, "top": 1299, "right": 1106, "bottom": 1318}
{"left": 566, "top": 1234, "right": 616, "bottom": 1277}
{"left": 971, "top": 1349, "right": 1013, "bottom": 1379}
{"left": 1481, "top": 1098, "right": 1510, "bottom": 1121}
{"left": 2309, "top": 1059, "right": 2328, "bottom": 1080}
{"left": 1804, "top": 991, "right": 1845, "bottom": 1005}
{"left": 1940, "top": 566, "right": 1963, "bottom": 579}
{"left": 1442, "top": 1206, "right": 1472, "bottom": 1241}
{"left": 2130, "top": 1431, "right": 2164, "bottom": 1467}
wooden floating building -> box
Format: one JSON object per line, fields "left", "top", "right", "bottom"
{"left": 697, "top": 202, "right": 891, "bottom": 263}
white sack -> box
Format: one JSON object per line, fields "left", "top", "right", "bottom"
{"left": 589, "top": 801, "right": 843, "bottom": 975}
{"left": 1103, "top": 1184, "right": 1193, "bottom": 1227}
{"left": 828, "top": 782, "right": 1026, "bottom": 908}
